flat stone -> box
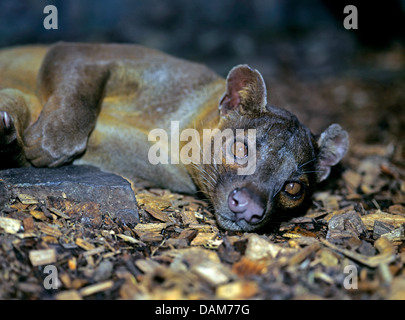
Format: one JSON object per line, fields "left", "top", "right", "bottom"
{"left": 0, "top": 165, "right": 139, "bottom": 226}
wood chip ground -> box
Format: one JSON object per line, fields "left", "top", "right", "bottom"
{"left": 1, "top": 141, "right": 404, "bottom": 300}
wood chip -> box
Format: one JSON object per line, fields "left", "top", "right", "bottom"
{"left": 23, "top": 217, "right": 35, "bottom": 232}
{"left": 1, "top": 129, "right": 404, "bottom": 300}
{"left": 49, "top": 208, "right": 71, "bottom": 219}
{"left": 361, "top": 210, "right": 405, "bottom": 230}
{"left": 327, "top": 210, "right": 368, "bottom": 240}
{"left": 314, "top": 192, "right": 341, "bottom": 210}
{"left": 287, "top": 242, "right": 321, "bottom": 266}
{"left": 75, "top": 238, "right": 96, "bottom": 251}
{"left": 116, "top": 234, "right": 145, "bottom": 245}
{"left": 79, "top": 280, "right": 114, "bottom": 297}
{"left": 180, "top": 208, "right": 198, "bottom": 225}
{"left": 232, "top": 256, "right": 268, "bottom": 276}
{"left": 323, "top": 205, "right": 355, "bottom": 223}
{"left": 82, "top": 246, "right": 105, "bottom": 257}
{"left": 387, "top": 204, "right": 405, "bottom": 216}
{"left": 29, "top": 248, "right": 57, "bottom": 266}
{"left": 373, "top": 220, "right": 396, "bottom": 239}
{"left": 134, "top": 223, "right": 167, "bottom": 233}
{"left": 244, "top": 234, "right": 285, "bottom": 261}
{"left": 381, "top": 226, "right": 405, "bottom": 242}
{"left": 14, "top": 232, "right": 37, "bottom": 239}
{"left": 18, "top": 194, "right": 38, "bottom": 205}
{"left": 135, "top": 259, "right": 160, "bottom": 273}
{"left": 387, "top": 276, "right": 405, "bottom": 300}
{"left": 144, "top": 205, "right": 171, "bottom": 222}
{"left": 177, "top": 229, "right": 198, "bottom": 243}
{"left": 190, "top": 232, "right": 216, "bottom": 246}
{"left": 318, "top": 248, "right": 339, "bottom": 267}
{"left": 343, "top": 169, "right": 362, "bottom": 192}
{"left": 37, "top": 223, "right": 63, "bottom": 237}
{"left": 188, "top": 224, "right": 214, "bottom": 232}
{"left": 192, "top": 260, "right": 231, "bottom": 286}
{"left": 0, "top": 217, "right": 22, "bottom": 234}
{"left": 29, "top": 210, "right": 48, "bottom": 221}
{"left": 139, "top": 232, "right": 164, "bottom": 243}
{"left": 321, "top": 237, "right": 396, "bottom": 268}
{"left": 55, "top": 290, "right": 82, "bottom": 300}
{"left": 216, "top": 281, "right": 259, "bottom": 299}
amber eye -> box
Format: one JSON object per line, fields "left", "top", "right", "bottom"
{"left": 284, "top": 182, "right": 302, "bottom": 197}
{"left": 231, "top": 140, "right": 248, "bottom": 159}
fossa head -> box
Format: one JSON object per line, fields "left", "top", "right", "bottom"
{"left": 194, "top": 65, "right": 348, "bottom": 231}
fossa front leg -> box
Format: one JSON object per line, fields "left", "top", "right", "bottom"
{"left": 0, "top": 89, "right": 31, "bottom": 169}
{"left": 24, "top": 54, "right": 110, "bottom": 167}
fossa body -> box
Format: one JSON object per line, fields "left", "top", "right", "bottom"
{"left": 0, "top": 42, "right": 348, "bottom": 231}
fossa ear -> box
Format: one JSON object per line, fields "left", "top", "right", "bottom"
{"left": 219, "top": 64, "right": 267, "bottom": 116}
{"left": 317, "top": 124, "right": 349, "bottom": 182}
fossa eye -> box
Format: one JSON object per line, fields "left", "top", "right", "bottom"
{"left": 284, "top": 182, "right": 303, "bottom": 198}
{"left": 230, "top": 140, "right": 248, "bottom": 159}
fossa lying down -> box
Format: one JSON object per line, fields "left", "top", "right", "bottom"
{"left": 0, "top": 42, "right": 348, "bottom": 231}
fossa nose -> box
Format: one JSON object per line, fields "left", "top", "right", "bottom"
{"left": 228, "top": 187, "right": 265, "bottom": 224}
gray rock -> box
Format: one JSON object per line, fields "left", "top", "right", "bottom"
{"left": 0, "top": 165, "right": 139, "bottom": 226}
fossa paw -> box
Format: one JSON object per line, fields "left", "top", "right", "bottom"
{"left": 23, "top": 114, "right": 87, "bottom": 167}
{"left": 0, "top": 111, "right": 17, "bottom": 145}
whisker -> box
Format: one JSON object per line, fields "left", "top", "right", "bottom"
{"left": 301, "top": 170, "right": 322, "bottom": 174}
{"left": 299, "top": 158, "right": 317, "bottom": 169}
{"left": 265, "top": 123, "right": 275, "bottom": 135}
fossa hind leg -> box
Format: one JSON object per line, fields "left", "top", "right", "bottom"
{"left": 23, "top": 46, "right": 110, "bottom": 167}
{"left": 0, "top": 89, "right": 31, "bottom": 169}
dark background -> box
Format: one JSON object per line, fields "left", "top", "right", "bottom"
{"left": 0, "top": 0, "right": 404, "bottom": 147}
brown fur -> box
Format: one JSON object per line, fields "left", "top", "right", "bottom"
{"left": 0, "top": 43, "right": 225, "bottom": 193}
{"left": 0, "top": 43, "right": 348, "bottom": 231}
